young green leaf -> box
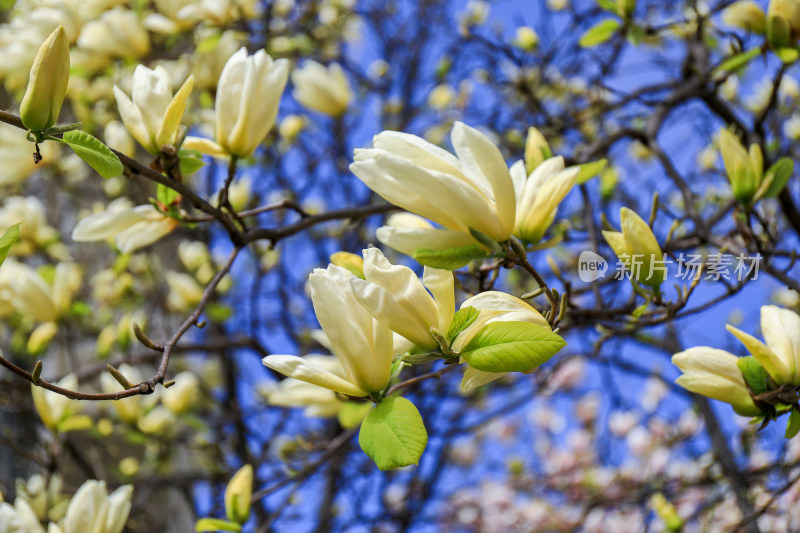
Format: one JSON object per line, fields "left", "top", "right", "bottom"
{"left": 579, "top": 19, "right": 620, "bottom": 48}
{"left": 713, "top": 48, "right": 760, "bottom": 77}
{"left": 737, "top": 356, "right": 770, "bottom": 396}
{"left": 358, "top": 396, "right": 428, "bottom": 471}
{"left": 179, "top": 149, "right": 206, "bottom": 175}
{"left": 195, "top": 518, "right": 242, "bottom": 532}
{"left": 337, "top": 402, "right": 373, "bottom": 429}
{"left": 447, "top": 306, "right": 479, "bottom": 342}
{"left": 460, "top": 321, "right": 566, "bottom": 373}
{"left": 60, "top": 130, "right": 123, "bottom": 178}
{"left": 787, "top": 409, "right": 800, "bottom": 439}
{"left": 0, "top": 223, "right": 21, "bottom": 268}
{"left": 576, "top": 159, "right": 607, "bottom": 184}
{"left": 412, "top": 244, "right": 488, "bottom": 270}
{"left": 755, "top": 157, "right": 793, "bottom": 201}
{"left": 157, "top": 183, "right": 181, "bottom": 207}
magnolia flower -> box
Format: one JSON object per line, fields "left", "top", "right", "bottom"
{"left": 351, "top": 122, "right": 516, "bottom": 254}
{"left": 769, "top": 0, "right": 800, "bottom": 43}
{"left": 77, "top": 9, "right": 150, "bottom": 59}
{"left": 161, "top": 371, "right": 200, "bottom": 414}
{"left": 510, "top": 156, "right": 579, "bottom": 244}
{"left": 71, "top": 199, "right": 178, "bottom": 253}
{"left": 0, "top": 260, "right": 80, "bottom": 324}
{"left": 350, "top": 248, "right": 454, "bottom": 351}
{"left": 60, "top": 480, "right": 133, "bottom": 533}
{"left": 20, "top": 25, "right": 69, "bottom": 131}
{"left": 602, "top": 207, "right": 664, "bottom": 288}
{"left": 262, "top": 356, "right": 345, "bottom": 418}
{"left": 672, "top": 347, "right": 761, "bottom": 416}
{"left": 722, "top": 1, "right": 766, "bottom": 33}
{"left": 0, "top": 196, "right": 59, "bottom": 255}
{"left": 165, "top": 271, "right": 204, "bottom": 311}
{"left": 263, "top": 264, "right": 393, "bottom": 397}
{"left": 451, "top": 291, "right": 551, "bottom": 392}
{"left": 726, "top": 305, "right": 800, "bottom": 385}
{"left": 0, "top": 498, "right": 43, "bottom": 533}
{"left": 114, "top": 66, "right": 194, "bottom": 155}
{"left": 292, "top": 61, "right": 352, "bottom": 117}
{"left": 375, "top": 212, "right": 477, "bottom": 258}
{"left": 0, "top": 123, "right": 58, "bottom": 186}
{"left": 191, "top": 30, "right": 243, "bottom": 89}
{"left": 31, "top": 374, "right": 82, "bottom": 431}
{"left": 184, "top": 48, "right": 289, "bottom": 159}
{"left": 718, "top": 128, "right": 762, "bottom": 202}
{"left": 225, "top": 465, "right": 253, "bottom": 524}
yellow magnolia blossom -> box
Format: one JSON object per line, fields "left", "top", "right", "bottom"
{"left": 185, "top": 48, "right": 289, "bottom": 159}
{"left": 718, "top": 128, "right": 762, "bottom": 202}
{"left": 726, "top": 305, "right": 800, "bottom": 385}
{"left": 263, "top": 264, "right": 393, "bottom": 397}
{"left": 350, "top": 248, "right": 454, "bottom": 351}
{"left": 114, "top": 66, "right": 195, "bottom": 155}
{"left": 101, "top": 364, "right": 143, "bottom": 423}
{"left": 511, "top": 156, "right": 579, "bottom": 244}
{"left": 262, "top": 355, "right": 347, "bottom": 418}
{"left": 161, "top": 371, "right": 200, "bottom": 414}
{"left": 77, "top": 9, "right": 150, "bottom": 60}
{"left": 225, "top": 465, "right": 253, "bottom": 524}
{"left": 351, "top": 122, "right": 516, "bottom": 252}
{"left": 71, "top": 199, "right": 178, "bottom": 253}
{"left": 602, "top": 207, "right": 664, "bottom": 288}
{"left": 672, "top": 347, "right": 761, "bottom": 416}
{"left": 31, "top": 374, "right": 82, "bottom": 431}
{"left": 722, "top": 1, "right": 767, "bottom": 33}
{"left": 451, "top": 291, "right": 551, "bottom": 392}
{"left": 59, "top": 480, "right": 133, "bottom": 533}
{"left": 20, "top": 26, "right": 70, "bottom": 131}
{"left": 291, "top": 61, "right": 352, "bottom": 117}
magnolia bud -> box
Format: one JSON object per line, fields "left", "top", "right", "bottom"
{"left": 722, "top": 1, "right": 767, "bottom": 33}
{"left": 20, "top": 26, "right": 70, "bottom": 132}
{"left": 330, "top": 251, "right": 365, "bottom": 279}
{"left": 718, "top": 128, "right": 760, "bottom": 202}
{"left": 225, "top": 465, "right": 253, "bottom": 524}
{"left": 524, "top": 127, "right": 552, "bottom": 174}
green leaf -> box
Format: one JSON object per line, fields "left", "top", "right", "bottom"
{"left": 768, "top": 14, "right": 791, "bottom": 49}
{"left": 358, "top": 396, "right": 428, "bottom": 471}
{"left": 627, "top": 24, "right": 645, "bottom": 45}
{"left": 206, "top": 303, "right": 232, "bottom": 322}
{"left": 596, "top": 0, "right": 617, "bottom": 12}
{"left": 0, "top": 223, "right": 20, "bottom": 268}
{"left": 737, "top": 356, "right": 770, "bottom": 395}
{"left": 776, "top": 47, "right": 800, "bottom": 63}
{"left": 786, "top": 409, "right": 800, "bottom": 439}
{"left": 756, "top": 157, "right": 793, "bottom": 200}
{"left": 195, "top": 518, "right": 242, "bottom": 532}
{"left": 337, "top": 402, "right": 372, "bottom": 429}
{"left": 447, "top": 306, "right": 479, "bottom": 342}
{"left": 179, "top": 149, "right": 206, "bottom": 175}
{"left": 412, "top": 244, "right": 488, "bottom": 270}
{"left": 59, "top": 130, "right": 123, "bottom": 178}
{"left": 579, "top": 19, "right": 620, "bottom": 48}
{"left": 460, "top": 321, "right": 566, "bottom": 373}
{"left": 713, "top": 48, "right": 760, "bottom": 76}
{"left": 576, "top": 159, "right": 607, "bottom": 184}
{"left": 157, "top": 184, "right": 181, "bottom": 207}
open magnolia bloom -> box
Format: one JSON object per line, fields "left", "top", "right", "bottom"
{"left": 350, "top": 122, "right": 516, "bottom": 262}
{"left": 350, "top": 248, "right": 454, "bottom": 351}
{"left": 291, "top": 60, "right": 352, "bottom": 117}
{"left": 450, "top": 291, "right": 556, "bottom": 392}
{"left": 263, "top": 264, "right": 394, "bottom": 397}
{"left": 114, "top": 65, "right": 194, "bottom": 155}
{"left": 184, "top": 47, "right": 289, "bottom": 159}
{"left": 672, "top": 347, "right": 762, "bottom": 416}
{"left": 71, "top": 199, "right": 178, "bottom": 253}
{"left": 725, "top": 305, "right": 800, "bottom": 386}
{"left": 375, "top": 212, "right": 477, "bottom": 259}
{"left": 54, "top": 480, "right": 133, "bottom": 533}
{"left": 510, "top": 156, "right": 579, "bottom": 244}
{"left": 0, "top": 498, "right": 42, "bottom": 533}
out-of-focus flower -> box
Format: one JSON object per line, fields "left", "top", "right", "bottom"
{"left": 350, "top": 248, "right": 454, "bottom": 350}
{"left": 510, "top": 156, "right": 579, "bottom": 244}
{"left": 161, "top": 371, "right": 200, "bottom": 414}
{"left": 672, "top": 348, "right": 761, "bottom": 416}
{"left": 61, "top": 480, "right": 132, "bottom": 533}
{"left": 513, "top": 26, "right": 539, "bottom": 50}
{"left": 71, "top": 199, "right": 178, "bottom": 253}
{"left": 137, "top": 406, "right": 175, "bottom": 435}
{"left": 103, "top": 121, "right": 136, "bottom": 158}
{"left": 165, "top": 272, "right": 204, "bottom": 311}
{"left": 351, "top": 122, "right": 516, "bottom": 256}
{"left": 451, "top": 291, "right": 551, "bottom": 392}
{"left": 20, "top": 26, "right": 70, "bottom": 131}
{"left": 114, "top": 66, "right": 194, "bottom": 155}
{"left": 0, "top": 260, "right": 81, "bottom": 324}
{"left": 0, "top": 196, "right": 59, "bottom": 255}
{"left": 77, "top": 10, "right": 150, "bottom": 60}
{"left": 225, "top": 465, "right": 253, "bottom": 524}
{"left": 184, "top": 48, "right": 288, "bottom": 159}
{"left": 31, "top": 374, "right": 82, "bottom": 431}
{"left": 602, "top": 207, "right": 665, "bottom": 288}
{"left": 101, "top": 364, "right": 143, "bottom": 423}
{"left": 427, "top": 84, "right": 456, "bottom": 110}
{"left": 726, "top": 305, "right": 800, "bottom": 385}
{"left": 0, "top": 123, "right": 59, "bottom": 186}
{"left": 263, "top": 264, "right": 393, "bottom": 397}
{"left": 768, "top": 0, "right": 800, "bottom": 46}
{"left": 291, "top": 61, "right": 351, "bottom": 117}
{"left": 0, "top": 497, "right": 44, "bottom": 533}
{"left": 279, "top": 114, "right": 306, "bottom": 142}
{"left": 722, "top": 1, "right": 766, "bottom": 33}
{"left": 191, "top": 31, "right": 243, "bottom": 90}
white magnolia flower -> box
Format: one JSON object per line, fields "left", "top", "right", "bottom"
{"left": 0, "top": 260, "right": 80, "bottom": 324}
{"left": 262, "top": 355, "right": 346, "bottom": 417}
{"left": 71, "top": 199, "right": 178, "bottom": 253}
{"left": 61, "top": 480, "right": 133, "bottom": 533}
{"left": 351, "top": 122, "right": 516, "bottom": 255}
{"left": 0, "top": 123, "right": 59, "bottom": 186}
{"left": 0, "top": 498, "right": 44, "bottom": 533}
{"left": 263, "top": 264, "right": 393, "bottom": 397}
{"left": 350, "top": 248, "right": 454, "bottom": 351}
{"left": 77, "top": 9, "right": 150, "bottom": 60}
{"left": 184, "top": 48, "right": 289, "bottom": 158}
{"left": 726, "top": 305, "right": 800, "bottom": 385}
{"left": 161, "top": 371, "right": 200, "bottom": 414}
{"left": 31, "top": 374, "right": 82, "bottom": 431}
{"left": 0, "top": 196, "right": 59, "bottom": 255}
{"left": 291, "top": 61, "right": 351, "bottom": 117}
{"left": 510, "top": 156, "right": 579, "bottom": 244}
{"left": 114, "top": 65, "right": 194, "bottom": 154}
{"left": 672, "top": 347, "right": 761, "bottom": 416}
{"left": 451, "top": 291, "right": 550, "bottom": 392}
